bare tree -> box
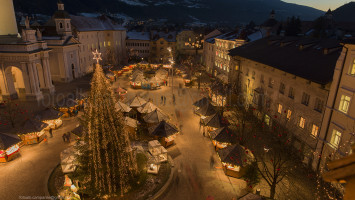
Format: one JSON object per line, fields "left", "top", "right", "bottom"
{"left": 0, "top": 99, "right": 27, "bottom": 128}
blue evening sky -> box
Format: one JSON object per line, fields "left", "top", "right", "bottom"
{"left": 283, "top": 0, "right": 352, "bottom": 11}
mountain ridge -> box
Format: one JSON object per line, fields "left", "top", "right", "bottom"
{"left": 13, "top": 0, "right": 325, "bottom": 24}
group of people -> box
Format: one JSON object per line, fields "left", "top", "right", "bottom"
{"left": 62, "top": 132, "right": 71, "bottom": 143}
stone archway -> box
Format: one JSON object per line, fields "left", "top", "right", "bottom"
{"left": 0, "top": 66, "right": 25, "bottom": 100}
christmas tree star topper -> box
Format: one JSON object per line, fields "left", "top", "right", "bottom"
{"left": 92, "top": 49, "right": 102, "bottom": 64}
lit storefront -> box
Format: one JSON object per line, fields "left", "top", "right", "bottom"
{"left": 0, "top": 133, "right": 21, "bottom": 162}
{"left": 19, "top": 119, "right": 48, "bottom": 145}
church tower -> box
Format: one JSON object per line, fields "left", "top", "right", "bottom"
{"left": 54, "top": 0, "right": 72, "bottom": 36}
{"left": 0, "top": 0, "right": 18, "bottom": 35}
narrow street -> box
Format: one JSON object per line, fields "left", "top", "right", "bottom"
{"left": 115, "top": 76, "right": 246, "bottom": 200}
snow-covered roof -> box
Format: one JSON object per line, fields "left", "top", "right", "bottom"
{"left": 151, "top": 31, "right": 177, "bottom": 42}
{"left": 70, "top": 15, "right": 125, "bottom": 32}
{"left": 127, "top": 31, "right": 150, "bottom": 41}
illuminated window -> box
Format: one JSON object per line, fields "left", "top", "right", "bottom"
{"left": 349, "top": 59, "right": 355, "bottom": 75}
{"left": 299, "top": 117, "right": 305, "bottom": 129}
{"left": 339, "top": 95, "right": 351, "bottom": 114}
{"left": 108, "top": 41, "right": 111, "bottom": 47}
{"left": 311, "top": 124, "right": 319, "bottom": 137}
{"left": 104, "top": 41, "right": 106, "bottom": 47}
{"left": 235, "top": 65, "right": 239, "bottom": 70}
{"left": 278, "top": 104, "right": 282, "bottom": 114}
{"left": 330, "top": 130, "right": 342, "bottom": 149}
{"left": 286, "top": 110, "right": 292, "bottom": 120}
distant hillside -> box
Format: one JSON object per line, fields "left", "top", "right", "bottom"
{"left": 333, "top": 2, "right": 355, "bottom": 22}
{"left": 13, "top": 0, "right": 324, "bottom": 24}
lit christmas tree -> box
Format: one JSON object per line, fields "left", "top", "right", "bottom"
{"left": 74, "top": 50, "right": 138, "bottom": 197}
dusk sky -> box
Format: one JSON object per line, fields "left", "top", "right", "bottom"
{"left": 283, "top": 0, "right": 352, "bottom": 11}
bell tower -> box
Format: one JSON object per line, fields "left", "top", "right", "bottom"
{"left": 54, "top": 0, "right": 72, "bottom": 36}
{"left": 0, "top": 0, "right": 18, "bottom": 35}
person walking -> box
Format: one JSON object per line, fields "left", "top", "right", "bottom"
{"left": 62, "top": 133, "right": 66, "bottom": 142}
{"left": 163, "top": 96, "right": 166, "bottom": 105}
{"left": 49, "top": 128, "right": 53, "bottom": 138}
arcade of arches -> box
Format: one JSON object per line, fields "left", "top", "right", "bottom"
{"left": 0, "top": 60, "right": 54, "bottom": 102}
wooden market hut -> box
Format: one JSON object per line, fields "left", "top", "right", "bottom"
{"left": 210, "top": 127, "right": 236, "bottom": 150}
{"left": 70, "top": 124, "right": 84, "bottom": 140}
{"left": 127, "top": 96, "right": 147, "bottom": 109}
{"left": 148, "top": 120, "right": 179, "bottom": 147}
{"left": 202, "top": 113, "right": 229, "bottom": 132}
{"left": 149, "top": 76, "right": 163, "bottom": 89}
{"left": 131, "top": 69, "right": 144, "bottom": 79}
{"left": 195, "top": 102, "right": 217, "bottom": 118}
{"left": 0, "top": 133, "right": 21, "bottom": 162}
{"left": 115, "top": 101, "right": 132, "bottom": 115}
{"left": 193, "top": 97, "right": 210, "bottom": 109}
{"left": 130, "top": 74, "right": 147, "bottom": 89}
{"left": 35, "top": 108, "right": 63, "bottom": 130}
{"left": 143, "top": 108, "right": 170, "bottom": 125}
{"left": 20, "top": 119, "right": 48, "bottom": 145}
{"left": 125, "top": 117, "right": 139, "bottom": 140}
{"left": 217, "top": 144, "right": 255, "bottom": 178}
{"left": 137, "top": 101, "right": 159, "bottom": 114}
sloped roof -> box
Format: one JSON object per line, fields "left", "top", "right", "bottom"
{"left": 70, "top": 15, "right": 125, "bottom": 32}
{"left": 217, "top": 144, "right": 249, "bottom": 167}
{"left": 53, "top": 10, "right": 70, "bottom": 19}
{"left": 149, "top": 76, "right": 163, "bottom": 85}
{"left": 143, "top": 108, "right": 170, "bottom": 124}
{"left": 131, "top": 73, "right": 146, "bottom": 82}
{"left": 71, "top": 124, "right": 84, "bottom": 137}
{"left": 22, "top": 119, "right": 48, "bottom": 134}
{"left": 128, "top": 96, "right": 147, "bottom": 108}
{"left": 202, "top": 113, "right": 229, "bottom": 128}
{"left": 195, "top": 102, "right": 216, "bottom": 116}
{"left": 127, "top": 31, "right": 150, "bottom": 41}
{"left": 125, "top": 117, "right": 138, "bottom": 128}
{"left": 137, "top": 101, "right": 159, "bottom": 114}
{"left": 115, "top": 101, "right": 132, "bottom": 113}
{"left": 210, "top": 127, "right": 236, "bottom": 144}
{"left": 148, "top": 120, "right": 178, "bottom": 137}
{"left": 215, "top": 30, "right": 241, "bottom": 41}
{"left": 0, "top": 133, "right": 21, "bottom": 150}
{"left": 151, "top": 31, "right": 177, "bottom": 42}
{"left": 156, "top": 68, "right": 168, "bottom": 75}
{"left": 35, "top": 108, "right": 63, "bottom": 121}
{"left": 229, "top": 37, "right": 342, "bottom": 85}
{"left": 193, "top": 97, "right": 210, "bottom": 107}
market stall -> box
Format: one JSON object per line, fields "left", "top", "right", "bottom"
{"left": 148, "top": 140, "right": 168, "bottom": 163}
{"left": 0, "top": 133, "right": 21, "bottom": 162}
{"left": 125, "top": 116, "right": 139, "bottom": 140}
{"left": 115, "top": 101, "right": 132, "bottom": 114}
{"left": 195, "top": 102, "right": 217, "bottom": 119}
{"left": 217, "top": 144, "right": 255, "bottom": 178}
{"left": 143, "top": 108, "right": 170, "bottom": 126}
{"left": 127, "top": 95, "right": 147, "bottom": 109}
{"left": 130, "top": 69, "right": 144, "bottom": 80}
{"left": 130, "top": 74, "right": 147, "bottom": 89}
{"left": 71, "top": 124, "right": 84, "bottom": 140}
{"left": 209, "top": 127, "right": 236, "bottom": 150}
{"left": 148, "top": 76, "right": 163, "bottom": 89}
{"left": 148, "top": 120, "right": 179, "bottom": 147}
{"left": 35, "top": 108, "right": 63, "bottom": 130}
{"left": 137, "top": 101, "right": 159, "bottom": 114}
{"left": 20, "top": 119, "right": 48, "bottom": 145}
{"left": 202, "top": 113, "right": 229, "bottom": 132}
{"left": 193, "top": 97, "right": 210, "bottom": 109}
